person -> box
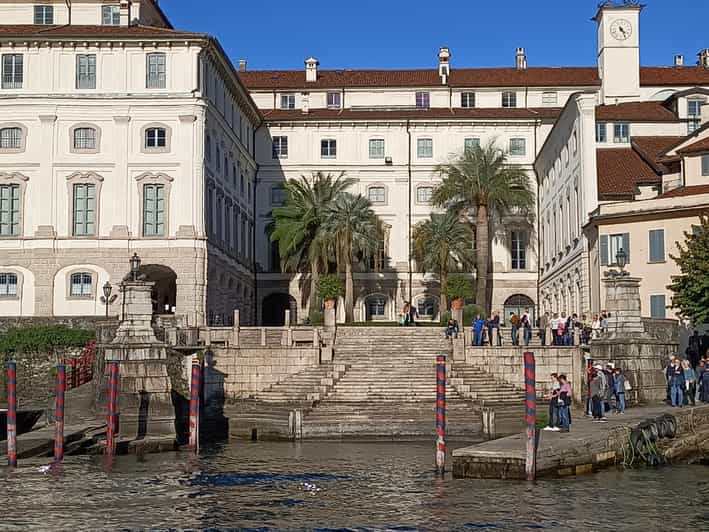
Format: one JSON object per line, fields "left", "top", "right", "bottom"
{"left": 488, "top": 311, "right": 501, "bottom": 347}
{"left": 699, "top": 357, "right": 709, "bottom": 403}
{"left": 472, "top": 314, "right": 485, "bottom": 346}
{"left": 667, "top": 358, "right": 686, "bottom": 407}
{"left": 682, "top": 359, "right": 697, "bottom": 407}
{"left": 688, "top": 330, "right": 701, "bottom": 370}
{"left": 557, "top": 313, "right": 567, "bottom": 347}
{"left": 557, "top": 374, "right": 572, "bottom": 432}
{"left": 594, "top": 364, "right": 609, "bottom": 419}
{"left": 543, "top": 373, "right": 560, "bottom": 431}
{"left": 402, "top": 301, "right": 411, "bottom": 326}
{"left": 580, "top": 314, "right": 592, "bottom": 345}
{"left": 510, "top": 313, "right": 520, "bottom": 346}
{"left": 613, "top": 367, "right": 627, "bottom": 414}
{"left": 409, "top": 302, "right": 419, "bottom": 326}
{"left": 522, "top": 313, "right": 532, "bottom": 347}
{"left": 445, "top": 319, "right": 459, "bottom": 339}
{"left": 604, "top": 363, "right": 616, "bottom": 412}
{"left": 590, "top": 372, "right": 606, "bottom": 422}
{"left": 539, "top": 312, "right": 550, "bottom": 346}
{"left": 591, "top": 313, "right": 602, "bottom": 340}
{"left": 550, "top": 312, "right": 560, "bottom": 346}
{"left": 600, "top": 311, "right": 609, "bottom": 334}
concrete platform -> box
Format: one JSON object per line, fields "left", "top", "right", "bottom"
{"left": 452, "top": 403, "right": 709, "bottom": 480}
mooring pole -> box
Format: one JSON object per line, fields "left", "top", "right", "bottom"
{"left": 7, "top": 361, "right": 17, "bottom": 468}
{"left": 524, "top": 351, "right": 536, "bottom": 481}
{"left": 189, "top": 358, "right": 201, "bottom": 452}
{"left": 106, "top": 361, "right": 119, "bottom": 456}
{"left": 54, "top": 363, "right": 66, "bottom": 463}
{"left": 435, "top": 354, "right": 446, "bottom": 475}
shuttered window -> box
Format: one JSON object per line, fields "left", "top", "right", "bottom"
{"left": 2, "top": 54, "right": 23, "bottom": 89}
{"left": 146, "top": 53, "right": 166, "bottom": 89}
{"left": 702, "top": 155, "right": 709, "bottom": 177}
{"left": 650, "top": 295, "right": 666, "bottom": 319}
{"left": 648, "top": 229, "right": 665, "bottom": 263}
{"left": 0, "top": 184, "right": 20, "bottom": 236}
{"left": 143, "top": 184, "right": 165, "bottom": 237}
{"left": 72, "top": 184, "right": 96, "bottom": 236}
{"left": 600, "top": 232, "right": 630, "bottom": 266}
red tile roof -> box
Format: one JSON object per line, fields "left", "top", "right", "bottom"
{"left": 677, "top": 136, "right": 709, "bottom": 155}
{"left": 595, "top": 102, "right": 678, "bottom": 122}
{"left": 261, "top": 107, "right": 562, "bottom": 122}
{"left": 0, "top": 24, "right": 203, "bottom": 39}
{"left": 631, "top": 136, "right": 684, "bottom": 171}
{"left": 656, "top": 184, "right": 709, "bottom": 199}
{"left": 640, "top": 66, "right": 709, "bottom": 87}
{"left": 596, "top": 148, "right": 661, "bottom": 199}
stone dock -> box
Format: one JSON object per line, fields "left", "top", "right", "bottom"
{"left": 452, "top": 403, "right": 709, "bottom": 479}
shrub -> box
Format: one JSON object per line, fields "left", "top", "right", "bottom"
{"left": 308, "top": 310, "right": 324, "bottom": 326}
{"left": 440, "top": 304, "right": 486, "bottom": 325}
{"left": 317, "top": 274, "right": 344, "bottom": 301}
{"left": 0, "top": 325, "right": 94, "bottom": 356}
{"left": 445, "top": 274, "right": 474, "bottom": 301}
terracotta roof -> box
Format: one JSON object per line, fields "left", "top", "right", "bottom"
{"left": 596, "top": 148, "right": 660, "bottom": 199}
{"left": 631, "top": 136, "right": 684, "bottom": 171}
{"left": 239, "top": 67, "right": 601, "bottom": 90}
{"left": 677, "top": 136, "right": 709, "bottom": 155}
{"left": 640, "top": 67, "right": 709, "bottom": 87}
{"left": 656, "top": 184, "right": 709, "bottom": 199}
{"left": 596, "top": 102, "right": 678, "bottom": 123}
{"left": 261, "top": 107, "right": 562, "bottom": 122}
{"left": 0, "top": 24, "right": 203, "bottom": 39}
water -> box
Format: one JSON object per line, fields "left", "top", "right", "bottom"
{"left": 2, "top": 441, "right": 709, "bottom": 531}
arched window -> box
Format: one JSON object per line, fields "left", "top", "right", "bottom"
{"left": 503, "top": 294, "right": 535, "bottom": 326}
{"left": 0, "top": 127, "right": 22, "bottom": 150}
{"left": 0, "top": 272, "right": 18, "bottom": 297}
{"left": 73, "top": 127, "right": 98, "bottom": 151}
{"left": 365, "top": 294, "right": 387, "bottom": 321}
{"left": 70, "top": 272, "right": 93, "bottom": 297}
{"left": 145, "top": 127, "right": 167, "bottom": 149}
{"left": 416, "top": 296, "right": 438, "bottom": 319}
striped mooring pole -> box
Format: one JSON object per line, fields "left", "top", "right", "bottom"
{"left": 106, "top": 361, "right": 119, "bottom": 456}
{"left": 435, "top": 354, "right": 446, "bottom": 475}
{"left": 6, "top": 361, "right": 18, "bottom": 468}
{"left": 524, "top": 351, "right": 537, "bottom": 481}
{"left": 188, "top": 358, "right": 202, "bottom": 452}
{"left": 54, "top": 363, "right": 66, "bottom": 463}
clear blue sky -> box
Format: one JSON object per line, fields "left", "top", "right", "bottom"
{"left": 164, "top": 0, "right": 708, "bottom": 70}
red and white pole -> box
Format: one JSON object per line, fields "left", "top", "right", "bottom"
{"left": 435, "top": 354, "right": 446, "bottom": 475}
{"left": 524, "top": 351, "right": 537, "bottom": 481}
{"left": 6, "top": 361, "right": 17, "bottom": 468}
{"left": 188, "top": 358, "right": 201, "bottom": 452}
{"left": 54, "top": 363, "right": 66, "bottom": 463}
{"left": 106, "top": 361, "right": 119, "bottom": 456}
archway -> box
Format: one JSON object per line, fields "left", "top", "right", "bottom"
{"left": 139, "top": 264, "right": 177, "bottom": 314}
{"left": 503, "top": 294, "right": 535, "bottom": 326}
{"left": 262, "top": 292, "right": 297, "bottom": 326}
{"left": 364, "top": 293, "right": 389, "bottom": 321}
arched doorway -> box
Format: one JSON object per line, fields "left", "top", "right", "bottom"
{"left": 364, "top": 294, "right": 388, "bottom": 321}
{"left": 139, "top": 264, "right": 177, "bottom": 314}
{"left": 262, "top": 292, "right": 297, "bottom": 326}
{"left": 503, "top": 294, "right": 535, "bottom": 326}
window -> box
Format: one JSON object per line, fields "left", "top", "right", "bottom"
{"left": 216, "top": 147, "right": 221, "bottom": 171}
{"left": 0, "top": 127, "right": 22, "bottom": 150}
{"left": 326, "top": 92, "right": 341, "bottom": 109}
{"left": 145, "top": 127, "right": 166, "bottom": 149}
{"left": 2, "top": 54, "right": 23, "bottom": 89}
{"left": 76, "top": 55, "right": 96, "bottom": 89}
{"left": 417, "top": 297, "right": 437, "bottom": 318}
{"left": 366, "top": 295, "right": 386, "bottom": 319}
{"left": 0, "top": 184, "right": 20, "bottom": 236}
{"left": 648, "top": 229, "right": 665, "bottom": 263}
{"left": 72, "top": 183, "right": 96, "bottom": 236}
{"left": 205, "top": 135, "right": 212, "bottom": 160}
{"left": 280, "top": 94, "right": 295, "bottom": 109}
{"left": 143, "top": 184, "right": 165, "bottom": 237}
{"left": 613, "top": 123, "right": 630, "bottom": 143}
{"left": 146, "top": 53, "right": 166, "bottom": 89}
{"left": 502, "top": 92, "right": 517, "bottom": 108}
{"left": 461, "top": 92, "right": 475, "bottom": 108}
{"left": 650, "top": 295, "right": 666, "bottom": 319}
{"left": 688, "top": 98, "right": 704, "bottom": 117}
{"left": 0, "top": 272, "right": 17, "bottom": 297}
{"left": 271, "top": 186, "right": 286, "bottom": 206}
{"left": 240, "top": 173, "right": 245, "bottom": 196}
{"left": 542, "top": 92, "right": 558, "bottom": 106}
{"left": 464, "top": 137, "right": 480, "bottom": 152}
{"left": 417, "top": 186, "right": 433, "bottom": 204}
{"left": 415, "top": 92, "right": 430, "bottom": 109}
{"left": 369, "top": 138, "right": 385, "bottom": 159}
{"left": 70, "top": 272, "right": 93, "bottom": 297}
{"left": 272, "top": 136, "right": 288, "bottom": 158}
{"left": 511, "top": 231, "right": 527, "bottom": 270}
{"left": 596, "top": 123, "right": 607, "bottom": 143}
{"left": 73, "top": 127, "right": 97, "bottom": 150}
{"left": 600, "top": 232, "right": 630, "bottom": 266}
{"left": 102, "top": 5, "right": 120, "bottom": 25}
{"left": 688, "top": 119, "right": 701, "bottom": 134}
{"left": 34, "top": 5, "right": 54, "bottom": 24}
{"left": 509, "top": 138, "right": 526, "bottom": 156}
{"left": 321, "top": 139, "right": 336, "bottom": 158}
{"left": 703, "top": 155, "right": 709, "bottom": 177}
{"left": 417, "top": 138, "right": 433, "bottom": 158}
{"left": 368, "top": 186, "right": 386, "bottom": 204}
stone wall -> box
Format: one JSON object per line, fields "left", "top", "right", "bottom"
{"left": 642, "top": 318, "right": 679, "bottom": 344}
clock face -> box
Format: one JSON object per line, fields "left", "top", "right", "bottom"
{"left": 610, "top": 19, "right": 633, "bottom": 41}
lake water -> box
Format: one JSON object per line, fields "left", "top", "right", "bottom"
{"left": 2, "top": 440, "right": 709, "bottom": 531}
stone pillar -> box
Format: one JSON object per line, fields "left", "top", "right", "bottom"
{"left": 324, "top": 307, "right": 336, "bottom": 330}
{"left": 452, "top": 308, "right": 464, "bottom": 330}
{"left": 231, "top": 309, "right": 240, "bottom": 347}
{"left": 602, "top": 275, "right": 644, "bottom": 338}
{"left": 284, "top": 309, "right": 291, "bottom": 327}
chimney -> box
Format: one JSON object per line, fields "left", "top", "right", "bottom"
{"left": 438, "top": 47, "right": 451, "bottom": 85}
{"left": 301, "top": 92, "right": 309, "bottom": 114}
{"left": 515, "top": 47, "right": 527, "bottom": 70}
{"left": 674, "top": 54, "right": 684, "bottom": 67}
{"left": 305, "top": 57, "right": 319, "bottom": 83}
{"left": 119, "top": 0, "right": 130, "bottom": 26}
{"left": 699, "top": 49, "right": 709, "bottom": 68}
{"left": 238, "top": 59, "right": 247, "bottom": 73}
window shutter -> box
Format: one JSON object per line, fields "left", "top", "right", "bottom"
{"left": 600, "top": 234, "right": 609, "bottom": 266}
{"left": 622, "top": 233, "right": 630, "bottom": 264}
{"left": 649, "top": 229, "right": 664, "bottom": 262}
{"left": 650, "top": 295, "right": 666, "bottom": 319}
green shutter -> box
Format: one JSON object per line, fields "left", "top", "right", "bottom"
{"left": 650, "top": 295, "right": 666, "bottom": 319}
{"left": 600, "top": 234, "right": 609, "bottom": 266}
{"left": 649, "top": 229, "right": 665, "bottom": 262}
{"left": 622, "top": 233, "right": 630, "bottom": 264}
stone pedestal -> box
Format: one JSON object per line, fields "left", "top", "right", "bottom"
{"left": 452, "top": 308, "right": 464, "bottom": 330}
{"left": 324, "top": 307, "right": 336, "bottom": 330}
{"left": 602, "top": 275, "right": 644, "bottom": 338}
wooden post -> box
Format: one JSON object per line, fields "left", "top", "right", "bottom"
{"left": 6, "top": 361, "right": 17, "bottom": 467}
{"left": 435, "top": 354, "right": 446, "bottom": 475}
{"left": 524, "top": 351, "right": 537, "bottom": 481}
{"left": 54, "top": 364, "right": 66, "bottom": 463}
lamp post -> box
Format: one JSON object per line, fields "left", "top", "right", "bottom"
{"left": 100, "top": 281, "right": 118, "bottom": 318}
{"left": 616, "top": 248, "right": 627, "bottom": 274}
{"left": 130, "top": 252, "right": 141, "bottom": 281}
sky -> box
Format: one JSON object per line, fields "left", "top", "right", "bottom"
{"left": 164, "top": 0, "right": 709, "bottom": 71}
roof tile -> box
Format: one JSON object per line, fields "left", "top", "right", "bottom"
{"left": 677, "top": 136, "right": 709, "bottom": 155}
{"left": 0, "top": 24, "right": 202, "bottom": 39}
{"left": 261, "top": 107, "right": 562, "bottom": 122}
{"left": 596, "top": 148, "right": 660, "bottom": 199}
{"left": 596, "top": 102, "right": 678, "bottom": 122}
{"left": 656, "top": 184, "right": 709, "bottom": 199}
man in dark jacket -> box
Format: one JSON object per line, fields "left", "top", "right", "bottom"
{"left": 667, "top": 358, "right": 686, "bottom": 407}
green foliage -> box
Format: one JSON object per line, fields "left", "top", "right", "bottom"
{"left": 440, "top": 304, "right": 486, "bottom": 325}
{"left": 308, "top": 310, "right": 324, "bottom": 326}
{"left": 669, "top": 215, "right": 709, "bottom": 324}
{"left": 445, "top": 274, "right": 474, "bottom": 301}
{"left": 317, "top": 274, "right": 344, "bottom": 301}
{"left": 0, "top": 325, "right": 94, "bottom": 357}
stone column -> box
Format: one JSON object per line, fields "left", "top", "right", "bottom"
{"left": 602, "top": 275, "right": 644, "bottom": 338}
{"left": 452, "top": 308, "right": 464, "bottom": 330}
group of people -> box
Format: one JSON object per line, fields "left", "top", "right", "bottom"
{"left": 542, "top": 373, "right": 573, "bottom": 432}
{"left": 398, "top": 301, "right": 419, "bottom": 326}
{"left": 665, "top": 353, "right": 709, "bottom": 407}
{"left": 586, "top": 363, "right": 629, "bottom": 421}
{"left": 444, "top": 312, "right": 504, "bottom": 345}
{"left": 538, "top": 311, "right": 610, "bottom": 346}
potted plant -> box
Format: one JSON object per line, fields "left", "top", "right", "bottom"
{"left": 445, "top": 274, "right": 474, "bottom": 310}
{"left": 317, "top": 274, "right": 344, "bottom": 310}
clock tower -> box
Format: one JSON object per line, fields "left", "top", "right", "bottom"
{"left": 595, "top": 3, "right": 643, "bottom": 104}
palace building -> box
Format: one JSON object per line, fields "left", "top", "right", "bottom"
{"left": 0, "top": 1, "right": 707, "bottom": 324}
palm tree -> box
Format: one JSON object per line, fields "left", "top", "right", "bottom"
{"left": 432, "top": 140, "right": 535, "bottom": 310}
{"left": 269, "top": 172, "right": 355, "bottom": 312}
{"left": 320, "top": 192, "right": 381, "bottom": 322}
{"left": 412, "top": 211, "right": 476, "bottom": 312}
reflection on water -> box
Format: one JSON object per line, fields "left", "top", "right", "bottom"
{"left": 2, "top": 440, "right": 709, "bottom": 531}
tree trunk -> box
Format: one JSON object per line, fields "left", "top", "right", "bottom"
{"left": 309, "top": 256, "right": 319, "bottom": 317}
{"left": 440, "top": 267, "right": 448, "bottom": 315}
{"left": 475, "top": 204, "right": 489, "bottom": 312}
{"left": 345, "top": 256, "right": 354, "bottom": 323}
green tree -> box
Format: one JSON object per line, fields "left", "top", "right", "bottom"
{"left": 669, "top": 215, "right": 709, "bottom": 325}
{"left": 320, "top": 192, "right": 382, "bottom": 322}
{"left": 432, "top": 140, "right": 535, "bottom": 310}
{"left": 412, "top": 211, "right": 475, "bottom": 311}
{"left": 268, "top": 172, "right": 354, "bottom": 312}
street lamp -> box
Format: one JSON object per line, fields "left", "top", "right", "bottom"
{"left": 616, "top": 248, "right": 627, "bottom": 272}
{"left": 100, "top": 281, "right": 118, "bottom": 317}
{"left": 130, "top": 252, "right": 141, "bottom": 281}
